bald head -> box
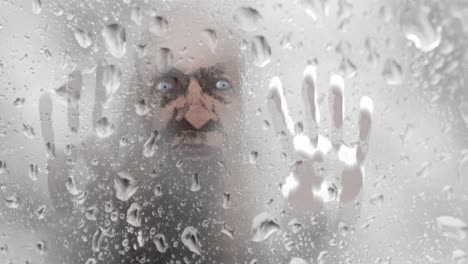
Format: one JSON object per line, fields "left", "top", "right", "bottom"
{"left": 132, "top": 3, "right": 245, "bottom": 162}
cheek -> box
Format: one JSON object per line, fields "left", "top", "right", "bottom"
{"left": 150, "top": 105, "right": 174, "bottom": 131}
{"left": 215, "top": 102, "right": 242, "bottom": 132}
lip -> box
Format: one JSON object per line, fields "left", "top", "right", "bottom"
{"left": 171, "top": 144, "right": 220, "bottom": 160}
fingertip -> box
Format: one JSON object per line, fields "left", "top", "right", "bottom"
{"left": 360, "top": 96, "right": 374, "bottom": 115}
{"left": 330, "top": 74, "right": 344, "bottom": 93}
{"left": 303, "top": 65, "right": 317, "bottom": 80}
{"left": 329, "top": 74, "right": 344, "bottom": 129}
{"left": 358, "top": 96, "right": 373, "bottom": 142}
{"left": 269, "top": 76, "right": 283, "bottom": 91}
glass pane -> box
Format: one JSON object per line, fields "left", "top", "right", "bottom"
{"left": 0, "top": 0, "right": 466, "bottom": 263}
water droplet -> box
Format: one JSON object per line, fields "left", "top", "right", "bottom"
{"left": 240, "top": 39, "right": 248, "bottom": 50}
{"left": 251, "top": 212, "right": 280, "bottom": 242}
{"left": 114, "top": 171, "right": 138, "bottom": 201}
{"left": 143, "top": 130, "right": 159, "bottom": 158}
{"left": 65, "top": 175, "right": 80, "bottom": 195}
{"left": 34, "top": 205, "right": 47, "bottom": 219}
{"left": 74, "top": 28, "right": 93, "bottom": 48}
{"left": 23, "top": 124, "right": 36, "bottom": 139}
{"left": 382, "top": 58, "right": 403, "bottom": 85}
{"left": 154, "top": 185, "right": 163, "bottom": 196}
{"left": 134, "top": 99, "right": 150, "bottom": 116}
{"left": 131, "top": 7, "right": 143, "bottom": 26}
{"left": 290, "top": 257, "right": 308, "bottom": 264}
{"left": 101, "top": 64, "right": 122, "bottom": 106}
{"left": 149, "top": 16, "right": 169, "bottom": 37}
{"left": 0, "top": 160, "right": 6, "bottom": 174}
{"left": 154, "top": 234, "right": 168, "bottom": 253}
{"left": 127, "top": 202, "right": 142, "bottom": 227}
{"left": 436, "top": 216, "right": 467, "bottom": 240}
{"left": 458, "top": 102, "right": 468, "bottom": 127}
{"left": 280, "top": 32, "right": 293, "bottom": 50}
{"left": 221, "top": 223, "right": 234, "bottom": 239}
{"left": 416, "top": 161, "right": 432, "bottom": 178}
{"left": 91, "top": 227, "right": 108, "bottom": 252}
{"left": 74, "top": 191, "right": 87, "bottom": 205}
{"left": 320, "top": 180, "right": 340, "bottom": 202}
{"left": 233, "top": 7, "right": 262, "bottom": 32}
{"left": 401, "top": 5, "right": 441, "bottom": 52}
{"left": 338, "top": 222, "right": 354, "bottom": 236}
{"left": 4, "top": 195, "right": 19, "bottom": 209}
{"left": 288, "top": 219, "right": 302, "bottom": 234}
{"left": 299, "top": 0, "right": 329, "bottom": 21}
{"left": 95, "top": 117, "right": 115, "bottom": 138}
{"left": 251, "top": 36, "right": 271, "bottom": 67}
{"left": 338, "top": 56, "right": 357, "bottom": 78}
{"left": 249, "top": 151, "right": 258, "bottom": 164}
{"left": 369, "top": 193, "right": 384, "bottom": 206}
{"left": 364, "top": 37, "right": 380, "bottom": 67}
{"left": 45, "top": 142, "right": 56, "bottom": 159}
{"left": 201, "top": 29, "right": 217, "bottom": 53}
{"left": 190, "top": 173, "right": 201, "bottom": 192}
{"left": 85, "top": 205, "right": 98, "bottom": 221}
{"left": 452, "top": 249, "right": 467, "bottom": 264}
{"left": 36, "top": 241, "right": 45, "bottom": 254}
{"left": 28, "top": 163, "right": 38, "bottom": 181}
{"left": 85, "top": 258, "right": 97, "bottom": 264}
{"left": 181, "top": 226, "right": 202, "bottom": 255}
{"left": 137, "top": 230, "right": 145, "bottom": 247}
{"left": 13, "top": 97, "right": 25, "bottom": 107}
{"left": 32, "top": 0, "right": 42, "bottom": 14}
{"left": 442, "top": 185, "right": 454, "bottom": 200}
{"left": 222, "top": 192, "right": 231, "bottom": 209}
{"left": 102, "top": 24, "right": 126, "bottom": 58}
{"left": 317, "top": 250, "right": 329, "bottom": 264}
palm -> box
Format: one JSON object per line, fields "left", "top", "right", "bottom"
{"left": 267, "top": 65, "right": 373, "bottom": 211}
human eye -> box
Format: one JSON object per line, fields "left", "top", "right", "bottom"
{"left": 215, "top": 79, "right": 232, "bottom": 90}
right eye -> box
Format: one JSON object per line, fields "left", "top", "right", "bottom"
{"left": 156, "top": 81, "right": 173, "bottom": 92}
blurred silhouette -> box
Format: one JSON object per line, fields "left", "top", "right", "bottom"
{"left": 39, "top": 5, "right": 247, "bottom": 263}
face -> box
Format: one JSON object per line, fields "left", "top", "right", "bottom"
{"left": 151, "top": 64, "right": 241, "bottom": 161}
{"left": 138, "top": 10, "right": 244, "bottom": 162}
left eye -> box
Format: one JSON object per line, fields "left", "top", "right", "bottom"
{"left": 156, "top": 81, "right": 173, "bottom": 92}
{"left": 215, "top": 80, "right": 231, "bottom": 90}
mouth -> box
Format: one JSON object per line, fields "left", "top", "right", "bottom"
{"left": 171, "top": 144, "right": 220, "bottom": 160}
{"left": 169, "top": 130, "right": 224, "bottom": 160}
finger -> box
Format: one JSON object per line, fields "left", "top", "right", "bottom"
{"left": 356, "top": 96, "right": 373, "bottom": 164}
{"left": 302, "top": 65, "right": 320, "bottom": 145}
{"left": 67, "top": 70, "right": 82, "bottom": 134}
{"left": 39, "top": 92, "right": 55, "bottom": 158}
{"left": 39, "top": 91, "right": 74, "bottom": 215}
{"left": 93, "top": 63, "right": 105, "bottom": 129}
{"left": 340, "top": 164, "right": 363, "bottom": 203}
{"left": 329, "top": 74, "right": 344, "bottom": 146}
{"left": 267, "top": 76, "right": 295, "bottom": 137}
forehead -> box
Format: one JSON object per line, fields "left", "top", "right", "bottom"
{"left": 139, "top": 6, "right": 244, "bottom": 76}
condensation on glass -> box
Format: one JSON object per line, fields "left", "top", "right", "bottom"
{"left": 0, "top": 0, "right": 467, "bottom": 263}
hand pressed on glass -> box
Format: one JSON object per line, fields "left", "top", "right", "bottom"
{"left": 268, "top": 65, "right": 373, "bottom": 211}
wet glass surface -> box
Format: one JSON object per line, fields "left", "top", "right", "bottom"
{"left": 0, "top": 0, "right": 467, "bottom": 263}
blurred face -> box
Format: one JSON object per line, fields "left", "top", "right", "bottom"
{"left": 151, "top": 64, "right": 240, "bottom": 161}
{"left": 139, "top": 10, "right": 244, "bottom": 162}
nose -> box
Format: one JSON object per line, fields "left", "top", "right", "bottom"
{"left": 182, "top": 78, "right": 217, "bottom": 130}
